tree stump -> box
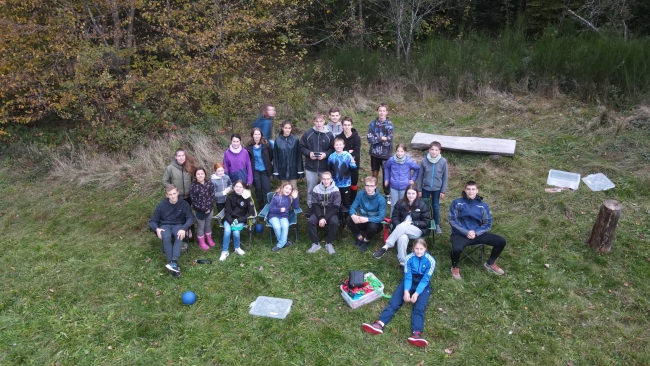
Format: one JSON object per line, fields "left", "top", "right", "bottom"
{"left": 586, "top": 199, "right": 622, "bottom": 253}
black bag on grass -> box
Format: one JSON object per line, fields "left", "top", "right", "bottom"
{"left": 349, "top": 270, "right": 364, "bottom": 288}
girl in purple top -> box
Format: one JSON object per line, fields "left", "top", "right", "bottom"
{"left": 268, "top": 182, "right": 300, "bottom": 252}
{"left": 223, "top": 134, "right": 253, "bottom": 186}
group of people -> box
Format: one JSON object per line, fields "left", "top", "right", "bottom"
{"left": 148, "top": 103, "right": 509, "bottom": 348}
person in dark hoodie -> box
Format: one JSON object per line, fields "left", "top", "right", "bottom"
{"left": 300, "top": 113, "right": 335, "bottom": 211}
{"left": 273, "top": 120, "right": 304, "bottom": 189}
{"left": 449, "top": 181, "right": 507, "bottom": 280}
{"left": 246, "top": 127, "right": 273, "bottom": 210}
{"left": 337, "top": 117, "right": 361, "bottom": 203}
{"left": 347, "top": 176, "right": 387, "bottom": 252}
{"left": 367, "top": 103, "right": 394, "bottom": 201}
{"left": 149, "top": 184, "right": 194, "bottom": 278}
{"left": 306, "top": 172, "right": 341, "bottom": 255}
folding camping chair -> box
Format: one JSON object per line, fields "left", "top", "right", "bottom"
{"left": 212, "top": 189, "right": 258, "bottom": 247}
{"left": 258, "top": 192, "right": 302, "bottom": 245}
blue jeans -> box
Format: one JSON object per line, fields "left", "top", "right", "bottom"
{"left": 421, "top": 190, "right": 441, "bottom": 225}
{"left": 378, "top": 280, "right": 431, "bottom": 333}
{"left": 222, "top": 221, "right": 244, "bottom": 251}
{"left": 268, "top": 216, "right": 290, "bottom": 248}
{"left": 389, "top": 187, "right": 405, "bottom": 216}
{"left": 159, "top": 224, "right": 184, "bottom": 262}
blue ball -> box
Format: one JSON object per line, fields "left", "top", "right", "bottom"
{"left": 182, "top": 291, "right": 197, "bottom": 305}
{"left": 255, "top": 223, "right": 265, "bottom": 233}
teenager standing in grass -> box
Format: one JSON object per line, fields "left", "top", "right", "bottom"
{"left": 347, "top": 176, "right": 386, "bottom": 252}
{"left": 211, "top": 162, "right": 232, "bottom": 214}
{"left": 384, "top": 143, "right": 420, "bottom": 216}
{"left": 300, "top": 114, "right": 335, "bottom": 212}
{"left": 367, "top": 103, "right": 394, "bottom": 204}
{"left": 162, "top": 148, "right": 196, "bottom": 239}
{"left": 252, "top": 104, "right": 276, "bottom": 145}
{"left": 449, "top": 180, "right": 506, "bottom": 280}
{"left": 273, "top": 120, "right": 304, "bottom": 189}
{"left": 220, "top": 180, "right": 255, "bottom": 261}
{"left": 246, "top": 128, "right": 273, "bottom": 210}
{"left": 326, "top": 107, "right": 343, "bottom": 135}
{"left": 190, "top": 167, "right": 216, "bottom": 251}
{"left": 223, "top": 134, "right": 253, "bottom": 187}
{"left": 362, "top": 238, "right": 436, "bottom": 347}
{"left": 337, "top": 117, "right": 361, "bottom": 203}
{"left": 417, "top": 141, "right": 448, "bottom": 235}
{"left": 268, "top": 183, "right": 300, "bottom": 252}
{"left": 328, "top": 137, "right": 357, "bottom": 212}
{"left": 149, "top": 184, "right": 194, "bottom": 278}
{"left": 374, "top": 185, "right": 430, "bottom": 271}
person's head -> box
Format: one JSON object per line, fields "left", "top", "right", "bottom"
{"left": 395, "top": 143, "right": 407, "bottom": 158}
{"left": 174, "top": 148, "right": 186, "bottom": 165}
{"left": 281, "top": 120, "right": 293, "bottom": 137}
{"left": 213, "top": 162, "right": 225, "bottom": 176}
{"left": 328, "top": 107, "right": 341, "bottom": 124}
{"left": 364, "top": 176, "right": 377, "bottom": 195}
{"left": 249, "top": 127, "right": 268, "bottom": 146}
{"left": 334, "top": 137, "right": 345, "bottom": 153}
{"left": 313, "top": 113, "right": 325, "bottom": 130}
{"left": 402, "top": 184, "right": 418, "bottom": 205}
{"left": 230, "top": 134, "right": 242, "bottom": 149}
{"left": 465, "top": 180, "right": 479, "bottom": 199}
{"left": 321, "top": 171, "right": 333, "bottom": 187}
{"left": 233, "top": 180, "right": 246, "bottom": 195}
{"left": 429, "top": 141, "right": 441, "bottom": 158}
{"left": 376, "top": 103, "right": 388, "bottom": 121}
{"left": 342, "top": 117, "right": 353, "bottom": 134}
{"left": 165, "top": 184, "right": 179, "bottom": 204}
{"left": 412, "top": 238, "right": 428, "bottom": 257}
{"left": 280, "top": 182, "right": 294, "bottom": 196}
{"left": 194, "top": 167, "right": 207, "bottom": 183}
{"left": 261, "top": 104, "right": 276, "bottom": 119}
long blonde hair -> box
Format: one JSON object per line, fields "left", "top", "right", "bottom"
{"left": 272, "top": 182, "right": 295, "bottom": 206}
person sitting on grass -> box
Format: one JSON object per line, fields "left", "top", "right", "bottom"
{"left": 346, "top": 176, "right": 387, "bottom": 252}
{"left": 220, "top": 180, "right": 255, "bottom": 262}
{"left": 449, "top": 180, "right": 507, "bottom": 280}
{"left": 373, "top": 185, "right": 430, "bottom": 271}
{"left": 306, "top": 171, "right": 341, "bottom": 255}
{"left": 268, "top": 182, "right": 300, "bottom": 253}
{"left": 362, "top": 238, "right": 436, "bottom": 348}
{"left": 149, "top": 184, "right": 194, "bottom": 278}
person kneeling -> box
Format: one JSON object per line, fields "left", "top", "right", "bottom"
{"left": 362, "top": 239, "right": 436, "bottom": 347}
{"left": 149, "top": 184, "right": 194, "bottom": 278}
{"left": 306, "top": 172, "right": 340, "bottom": 255}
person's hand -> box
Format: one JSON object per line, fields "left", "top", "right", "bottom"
{"left": 292, "top": 190, "right": 298, "bottom": 199}
{"left": 381, "top": 136, "right": 388, "bottom": 141}
{"left": 384, "top": 180, "right": 389, "bottom": 187}
{"left": 349, "top": 149, "right": 354, "bottom": 154}
{"left": 440, "top": 192, "right": 445, "bottom": 199}
{"left": 351, "top": 214, "right": 360, "bottom": 224}
{"left": 350, "top": 156, "right": 355, "bottom": 164}
{"left": 358, "top": 216, "right": 369, "bottom": 224}
{"left": 319, "top": 218, "right": 326, "bottom": 227}
{"left": 318, "top": 153, "right": 326, "bottom": 160}
{"left": 403, "top": 290, "right": 411, "bottom": 302}
{"left": 418, "top": 191, "right": 422, "bottom": 197}
{"left": 280, "top": 207, "right": 286, "bottom": 212}
{"left": 410, "top": 293, "right": 419, "bottom": 303}
{"left": 177, "top": 230, "right": 186, "bottom": 240}
{"left": 467, "top": 230, "right": 476, "bottom": 240}
{"left": 309, "top": 152, "right": 317, "bottom": 160}
{"left": 156, "top": 228, "right": 165, "bottom": 239}
{"left": 205, "top": 210, "right": 210, "bottom": 214}
{"left": 408, "top": 179, "right": 414, "bottom": 185}
{"left": 224, "top": 188, "right": 231, "bottom": 194}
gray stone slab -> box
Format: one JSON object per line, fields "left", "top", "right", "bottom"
{"left": 410, "top": 132, "right": 517, "bottom": 156}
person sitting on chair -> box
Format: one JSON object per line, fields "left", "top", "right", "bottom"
{"left": 306, "top": 171, "right": 341, "bottom": 255}
{"left": 149, "top": 184, "right": 194, "bottom": 278}
{"left": 373, "top": 185, "right": 430, "bottom": 271}
{"left": 347, "top": 176, "right": 387, "bottom": 252}
{"left": 449, "top": 180, "right": 507, "bottom": 280}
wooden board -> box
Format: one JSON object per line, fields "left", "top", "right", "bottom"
{"left": 410, "top": 132, "right": 517, "bottom": 156}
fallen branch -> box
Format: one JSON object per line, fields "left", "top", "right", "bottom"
{"left": 567, "top": 9, "right": 599, "bottom": 33}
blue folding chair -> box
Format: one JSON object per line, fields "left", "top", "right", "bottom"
{"left": 213, "top": 189, "right": 258, "bottom": 247}
{"left": 258, "top": 192, "right": 302, "bottom": 245}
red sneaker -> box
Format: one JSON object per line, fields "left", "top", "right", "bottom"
{"left": 407, "top": 331, "right": 428, "bottom": 347}
{"left": 362, "top": 321, "right": 384, "bottom": 335}
{"left": 451, "top": 267, "right": 462, "bottom": 280}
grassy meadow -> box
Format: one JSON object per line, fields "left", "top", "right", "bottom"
{"left": 1, "top": 93, "right": 649, "bottom": 365}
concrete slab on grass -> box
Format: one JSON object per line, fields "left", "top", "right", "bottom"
{"left": 410, "top": 132, "right": 517, "bottom": 156}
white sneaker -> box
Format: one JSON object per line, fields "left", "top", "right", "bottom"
{"left": 219, "top": 251, "right": 229, "bottom": 261}
{"left": 234, "top": 247, "right": 245, "bottom": 255}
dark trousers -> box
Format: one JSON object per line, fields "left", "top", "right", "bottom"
{"left": 346, "top": 217, "right": 383, "bottom": 241}
{"left": 339, "top": 186, "right": 351, "bottom": 211}
{"left": 421, "top": 189, "right": 441, "bottom": 225}
{"left": 252, "top": 170, "right": 271, "bottom": 210}
{"left": 160, "top": 224, "right": 184, "bottom": 262}
{"left": 307, "top": 214, "right": 339, "bottom": 244}
{"left": 350, "top": 169, "right": 359, "bottom": 202}
{"left": 450, "top": 233, "right": 506, "bottom": 267}
{"left": 378, "top": 280, "right": 431, "bottom": 333}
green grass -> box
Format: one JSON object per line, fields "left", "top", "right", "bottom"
{"left": 1, "top": 94, "right": 649, "bottom": 365}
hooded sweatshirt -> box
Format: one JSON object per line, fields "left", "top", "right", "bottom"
{"left": 210, "top": 173, "right": 232, "bottom": 204}
{"left": 310, "top": 182, "right": 341, "bottom": 221}
{"left": 416, "top": 155, "right": 448, "bottom": 193}
{"left": 224, "top": 146, "right": 253, "bottom": 185}
{"left": 162, "top": 160, "right": 192, "bottom": 199}
{"left": 366, "top": 118, "right": 394, "bottom": 159}
{"left": 299, "top": 126, "right": 335, "bottom": 173}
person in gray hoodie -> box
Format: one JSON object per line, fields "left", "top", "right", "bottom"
{"left": 416, "top": 141, "right": 448, "bottom": 234}
{"left": 306, "top": 172, "right": 341, "bottom": 255}
{"left": 211, "top": 162, "right": 232, "bottom": 213}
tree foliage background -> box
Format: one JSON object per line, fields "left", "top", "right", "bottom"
{"left": 1, "top": 0, "right": 649, "bottom": 151}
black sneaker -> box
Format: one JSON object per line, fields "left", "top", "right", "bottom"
{"left": 171, "top": 270, "right": 181, "bottom": 279}
{"left": 373, "top": 247, "right": 387, "bottom": 259}
{"left": 272, "top": 246, "right": 282, "bottom": 252}
{"left": 399, "top": 264, "right": 405, "bottom": 273}
{"left": 359, "top": 241, "right": 369, "bottom": 252}
{"left": 285, "top": 239, "right": 293, "bottom": 247}
{"left": 386, "top": 195, "right": 391, "bottom": 205}
{"left": 354, "top": 238, "right": 363, "bottom": 247}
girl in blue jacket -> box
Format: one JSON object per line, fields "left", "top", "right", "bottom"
{"left": 267, "top": 182, "right": 300, "bottom": 252}
{"left": 362, "top": 238, "right": 436, "bottom": 348}
{"left": 384, "top": 143, "right": 420, "bottom": 216}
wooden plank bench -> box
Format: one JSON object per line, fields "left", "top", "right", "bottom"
{"left": 410, "top": 132, "right": 516, "bottom": 156}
